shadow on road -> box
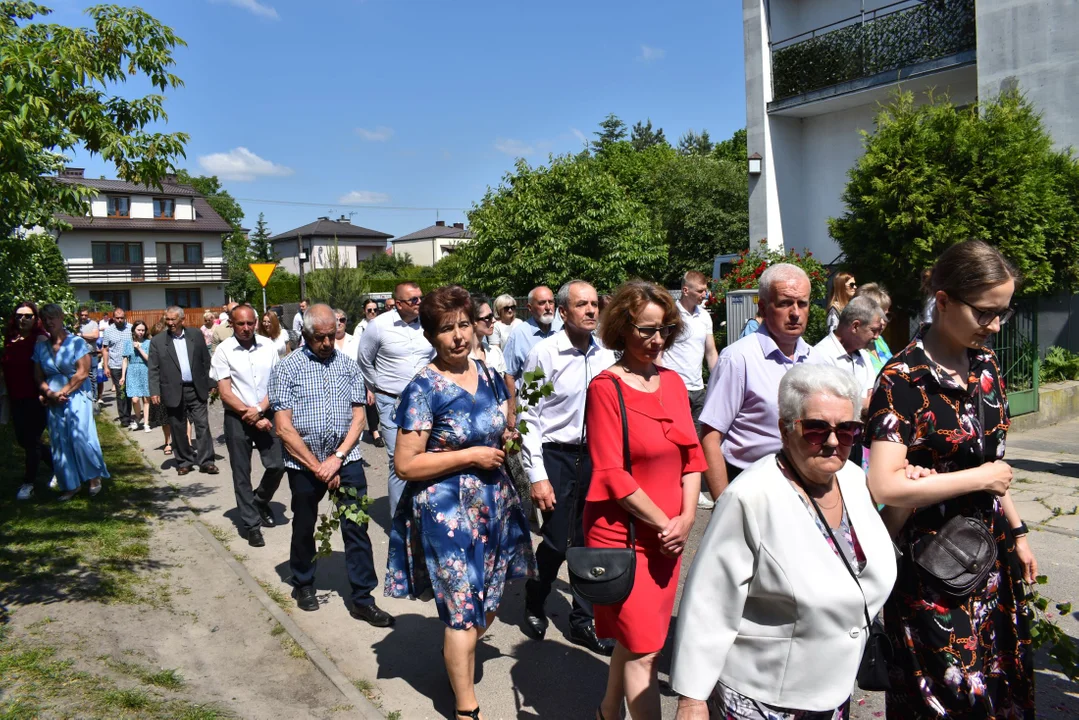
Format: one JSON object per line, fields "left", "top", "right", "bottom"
{"left": 1010, "top": 457, "right": 1079, "bottom": 479}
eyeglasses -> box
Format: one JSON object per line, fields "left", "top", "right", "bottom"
{"left": 630, "top": 323, "right": 678, "bottom": 340}
{"left": 337, "top": 317, "right": 347, "bottom": 324}
{"left": 955, "top": 297, "right": 1014, "bottom": 327}
{"left": 399, "top": 296, "right": 422, "bottom": 306}
{"left": 502, "top": 307, "right": 515, "bottom": 313}
{"left": 15, "top": 312, "right": 34, "bottom": 320}
{"left": 365, "top": 307, "right": 377, "bottom": 314}
{"left": 476, "top": 313, "right": 494, "bottom": 324}
{"left": 796, "top": 419, "right": 863, "bottom": 447}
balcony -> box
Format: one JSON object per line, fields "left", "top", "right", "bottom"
{"left": 65, "top": 261, "right": 228, "bottom": 284}
{"left": 770, "top": 0, "right": 976, "bottom": 106}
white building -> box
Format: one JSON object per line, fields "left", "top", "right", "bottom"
{"left": 54, "top": 168, "right": 231, "bottom": 310}
{"left": 269, "top": 216, "right": 393, "bottom": 274}
{"left": 391, "top": 221, "right": 472, "bottom": 267}
{"left": 744, "top": 0, "right": 1079, "bottom": 263}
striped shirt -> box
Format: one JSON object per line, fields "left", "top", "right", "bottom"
{"left": 268, "top": 347, "right": 365, "bottom": 470}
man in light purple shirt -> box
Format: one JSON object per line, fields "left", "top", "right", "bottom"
{"left": 699, "top": 263, "right": 813, "bottom": 497}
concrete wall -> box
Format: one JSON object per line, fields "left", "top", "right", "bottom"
{"left": 393, "top": 239, "right": 436, "bottom": 267}
{"left": 977, "top": 0, "right": 1079, "bottom": 153}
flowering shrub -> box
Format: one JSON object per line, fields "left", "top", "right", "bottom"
{"left": 712, "top": 240, "right": 827, "bottom": 301}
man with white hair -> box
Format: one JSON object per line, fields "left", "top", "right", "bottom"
{"left": 502, "top": 285, "right": 564, "bottom": 386}
{"left": 699, "top": 263, "right": 813, "bottom": 497}
{"left": 810, "top": 295, "right": 884, "bottom": 396}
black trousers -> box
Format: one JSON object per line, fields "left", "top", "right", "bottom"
{"left": 222, "top": 411, "right": 285, "bottom": 532}
{"left": 288, "top": 461, "right": 377, "bottom": 607}
{"left": 11, "top": 397, "right": 50, "bottom": 484}
{"left": 166, "top": 384, "right": 214, "bottom": 469}
{"left": 525, "top": 445, "right": 594, "bottom": 630}
{"left": 109, "top": 367, "right": 133, "bottom": 424}
{"left": 364, "top": 400, "right": 380, "bottom": 437}
{"left": 687, "top": 387, "right": 706, "bottom": 438}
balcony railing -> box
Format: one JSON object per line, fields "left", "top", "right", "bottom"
{"left": 65, "top": 262, "right": 228, "bottom": 284}
{"left": 771, "top": 0, "right": 976, "bottom": 102}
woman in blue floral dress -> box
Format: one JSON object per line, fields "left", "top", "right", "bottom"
{"left": 386, "top": 285, "right": 535, "bottom": 720}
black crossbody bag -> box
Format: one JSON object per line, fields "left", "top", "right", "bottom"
{"left": 565, "top": 376, "right": 636, "bottom": 606}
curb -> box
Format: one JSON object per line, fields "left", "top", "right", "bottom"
{"left": 119, "top": 429, "right": 385, "bottom": 718}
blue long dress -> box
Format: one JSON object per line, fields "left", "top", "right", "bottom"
{"left": 33, "top": 334, "right": 110, "bottom": 491}
{"left": 122, "top": 338, "right": 150, "bottom": 398}
{"left": 384, "top": 360, "right": 536, "bottom": 629}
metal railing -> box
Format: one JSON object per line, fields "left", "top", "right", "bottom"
{"left": 771, "top": 0, "right": 976, "bottom": 101}
{"left": 990, "top": 301, "right": 1040, "bottom": 416}
{"left": 66, "top": 262, "right": 228, "bottom": 284}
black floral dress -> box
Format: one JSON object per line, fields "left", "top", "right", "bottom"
{"left": 866, "top": 329, "right": 1034, "bottom": 720}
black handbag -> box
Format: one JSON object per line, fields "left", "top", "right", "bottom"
{"left": 565, "top": 377, "right": 636, "bottom": 606}
{"left": 779, "top": 453, "right": 892, "bottom": 691}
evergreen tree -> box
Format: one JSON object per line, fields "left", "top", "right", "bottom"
{"left": 678, "top": 129, "right": 713, "bottom": 157}
{"left": 631, "top": 119, "right": 667, "bottom": 151}
{"left": 591, "top": 113, "right": 628, "bottom": 155}
{"left": 250, "top": 212, "right": 274, "bottom": 262}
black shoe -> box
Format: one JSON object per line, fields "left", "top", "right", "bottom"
{"left": 246, "top": 527, "right": 265, "bottom": 547}
{"left": 522, "top": 603, "right": 548, "bottom": 640}
{"left": 372, "top": 436, "right": 385, "bottom": 448}
{"left": 293, "top": 585, "right": 318, "bottom": 611}
{"left": 254, "top": 499, "right": 276, "bottom": 527}
{"left": 569, "top": 623, "right": 615, "bottom": 656}
{"left": 350, "top": 603, "right": 395, "bottom": 628}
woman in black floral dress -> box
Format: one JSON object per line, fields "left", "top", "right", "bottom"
{"left": 866, "top": 240, "right": 1037, "bottom": 719}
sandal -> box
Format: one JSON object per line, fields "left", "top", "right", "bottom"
{"left": 89, "top": 479, "right": 102, "bottom": 497}
{"left": 57, "top": 490, "right": 77, "bottom": 503}
{"left": 455, "top": 709, "right": 480, "bottom": 720}
{"left": 163, "top": 444, "right": 173, "bottom": 455}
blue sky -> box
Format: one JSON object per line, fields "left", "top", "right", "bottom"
{"left": 55, "top": 0, "right": 747, "bottom": 240}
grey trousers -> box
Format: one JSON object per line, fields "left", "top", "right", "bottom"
{"left": 167, "top": 385, "right": 214, "bottom": 469}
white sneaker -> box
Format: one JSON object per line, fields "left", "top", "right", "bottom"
{"left": 128, "top": 421, "right": 139, "bottom": 430}
{"left": 697, "top": 491, "right": 715, "bottom": 510}
{"left": 144, "top": 425, "right": 153, "bottom": 433}
{"left": 16, "top": 484, "right": 33, "bottom": 501}
{"left": 49, "top": 475, "right": 59, "bottom": 490}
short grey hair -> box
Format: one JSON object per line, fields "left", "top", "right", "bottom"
{"left": 759, "top": 263, "right": 810, "bottom": 304}
{"left": 527, "top": 285, "right": 551, "bottom": 304}
{"left": 556, "top": 279, "right": 592, "bottom": 310}
{"left": 302, "top": 303, "right": 335, "bottom": 336}
{"left": 165, "top": 305, "right": 185, "bottom": 320}
{"left": 778, "top": 364, "right": 863, "bottom": 431}
{"left": 838, "top": 296, "right": 882, "bottom": 329}
{"left": 494, "top": 294, "right": 516, "bottom": 313}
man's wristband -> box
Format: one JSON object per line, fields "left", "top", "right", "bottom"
{"left": 1012, "top": 521, "right": 1029, "bottom": 538}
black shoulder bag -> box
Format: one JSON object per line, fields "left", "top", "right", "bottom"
{"left": 565, "top": 376, "right": 637, "bottom": 606}
{"left": 779, "top": 452, "right": 892, "bottom": 691}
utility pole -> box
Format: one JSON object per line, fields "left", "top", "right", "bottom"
{"left": 297, "top": 234, "right": 306, "bottom": 299}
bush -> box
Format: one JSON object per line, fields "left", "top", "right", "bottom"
{"left": 1042, "top": 346, "right": 1079, "bottom": 383}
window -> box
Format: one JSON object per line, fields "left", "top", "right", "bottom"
{"left": 165, "top": 288, "right": 201, "bottom": 308}
{"left": 155, "top": 242, "right": 203, "bottom": 265}
{"left": 91, "top": 242, "right": 143, "bottom": 265}
{"left": 90, "top": 290, "right": 131, "bottom": 309}
{"left": 153, "top": 198, "right": 175, "bottom": 219}
{"left": 106, "top": 196, "right": 130, "bottom": 218}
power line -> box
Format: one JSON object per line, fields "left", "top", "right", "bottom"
{"left": 233, "top": 196, "right": 471, "bottom": 212}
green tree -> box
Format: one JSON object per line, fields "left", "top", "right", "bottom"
{"left": 361, "top": 250, "right": 414, "bottom": 277}
{"left": 461, "top": 156, "right": 666, "bottom": 295}
{"left": 713, "top": 128, "right": 747, "bottom": 164}
{"left": 830, "top": 89, "right": 1079, "bottom": 312}
{"left": 250, "top": 212, "right": 274, "bottom": 262}
{"left": 630, "top": 119, "right": 667, "bottom": 151}
{"left": 590, "top": 113, "right": 628, "bottom": 155}
{"left": 265, "top": 269, "right": 300, "bottom": 306}
{"left": 305, "top": 240, "right": 370, "bottom": 324}
{"left": 678, "top": 129, "right": 713, "bottom": 157}
{"left": 0, "top": 231, "right": 75, "bottom": 320}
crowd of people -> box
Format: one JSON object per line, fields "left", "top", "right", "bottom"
{"left": 0, "top": 238, "right": 1037, "bottom": 720}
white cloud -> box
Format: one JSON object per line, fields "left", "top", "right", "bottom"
{"left": 639, "top": 45, "right": 665, "bottom": 62}
{"left": 570, "top": 127, "right": 587, "bottom": 144}
{"left": 211, "top": 0, "right": 279, "bottom": 20}
{"left": 339, "top": 190, "right": 391, "bottom": 205}
{"left": 494, "top": 138, "right": 535, "bottom": 156}
{"left": 197, "top": 147, "right": 292, "bottom": 181}
{"left": 355, "top": 126, "right": 394, "bottom": 142}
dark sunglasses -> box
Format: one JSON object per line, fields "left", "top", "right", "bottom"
{"left": 399, "top": 296, "right": 423, "bottom": 306}
{"left": 337, "top": 317, "right": 347, "bottom": 324}
{"left": 365, "top": 307, "right": 377, "bottom": 314}
{"left": 15, "top": 312, "right": 35, "bottom": 320}
{"left": 476, "top": 313, "right": 495, "bottom": 324}
{"left": 502, "top": 307, "right": 515, "bottom": 313}
{"left": 631, "top": 322, "right": 678, "bottom": 340}
{"left": 955, "top": 297, "right": 1014, "bottom": 327}
{"left": 797, "top": 419, "right": 863, "bottom": 447}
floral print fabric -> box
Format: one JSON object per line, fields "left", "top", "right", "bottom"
{"left": 384, "top": 360, "right": 536, "bottom": 629}
{"left": 866, "top": 327, "right": 1034, "bottom": 719}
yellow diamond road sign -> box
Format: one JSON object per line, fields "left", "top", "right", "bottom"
{"left": 249, "top": 262, "right": 277, "bottom": 287}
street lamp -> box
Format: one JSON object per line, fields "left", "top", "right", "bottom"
{"left": 748, "top": 152, "right": 762, "bottom": 176}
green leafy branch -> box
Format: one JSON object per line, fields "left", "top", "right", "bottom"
{"left": 504, "top": 367, "right": 553, "bottom": 453}
{"left": 314, "top": 486, "right": 373, "bottom": 558}
{"left": 1029, "top": 574, "right": 1079, "bottom": 681}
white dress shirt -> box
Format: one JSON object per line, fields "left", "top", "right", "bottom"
{"left": 519, "top": 330, "right": 616, "bottom": 484}
{"left": 810, "top": 331, "right": 876, "bottom": 393}
{"left": 469, "top": 343, "right": 506, "bottom": 375}
{"left": 209, "top": 335, "right": 279, "bottom": 407}
{"left": 171, "top": 330, "right": 193, "bottom": 383}
{"left": 357, "top": 310, "right": 434, "bottom": 396}
{"left": 662, "top": 301, "right": 714, "bottom": 391}
{"left": 670, "top": 455, "right": 897, "bottom": 710}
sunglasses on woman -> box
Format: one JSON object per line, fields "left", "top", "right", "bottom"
{"left": 796, "top": 419, "right": 863, "bottom": 447}
{"left": 15, "top": 312, "right": 35, "bottom": 320}
{"left": 476, "top": 313, "right": 494, "bottom": 324}
{"left": 365, "top": 307, "right": 377, "bottom": 315}
{"left": 631, "top": 322, "right": 678, "bottom": 340}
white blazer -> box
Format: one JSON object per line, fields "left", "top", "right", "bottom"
{"left": 670, "top": 454, "right": 897, "bottom": 711}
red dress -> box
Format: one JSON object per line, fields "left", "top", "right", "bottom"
{"left": 584, "top": 368, "right": 708, "bottom": 653}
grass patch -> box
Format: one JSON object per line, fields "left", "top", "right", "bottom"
{"left": 257, "top": 579, "right": 291, "bottom": 611}
{"left": 99, "top": 654, "right": 185, "bottom": 690}
{"left": 387, "top": 711, "right": 402, "bottom": 720}
{"left": 145, "top": 668, "right": 185, "bottom": 690}
{"left": 205, "top": 524, "right": 232, "bottom": 545}
{"left": 0, "top": 419, "right": 161, "bottom": 606}
{"left": 270, "top": 622, "right": 286, "bottom": 637}
{"left": 279, "top": 636, "right": 307, "bottom": 660}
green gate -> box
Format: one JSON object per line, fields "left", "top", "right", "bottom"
{"left": 992, "top": 302, "right": 1039, "bottom": 416}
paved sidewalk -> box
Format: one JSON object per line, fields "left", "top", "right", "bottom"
{"left": 120, "top": 398, "right": 1079, "bottom": 719}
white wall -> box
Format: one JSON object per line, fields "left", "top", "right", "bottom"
{"left": 75, "top": 284, "right": 225, "bottom": 310}
{"left": 87, "top": 194, "right": 193, "bottom": 220}
{"left": 58, "top": 231, "right": 224, "bottom": 264}
{"left": 393, "top": 239, "right": 436, "bottom": 267}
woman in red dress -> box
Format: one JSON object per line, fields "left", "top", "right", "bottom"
{"left": 585, "top": 281, "right": 708, "bottom": 720}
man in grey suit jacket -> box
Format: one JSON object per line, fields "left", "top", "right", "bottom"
{"left": 149, "top": 306, "right": 218, "bottom": 476}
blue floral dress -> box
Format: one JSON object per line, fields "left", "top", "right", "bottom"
{"left": 384, "top": 360, "right": 536, "bottom": 629}
{"left": 122, "top": 338, "right": 150, "bottom": 398}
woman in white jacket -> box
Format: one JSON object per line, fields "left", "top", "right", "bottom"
{"left": 671, "top": 364, "right": 898, "bottom": 720}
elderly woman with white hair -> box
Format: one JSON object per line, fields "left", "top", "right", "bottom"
{"left": 489, "top": 293, "right": 521, "bottom": 350}
{"left": 671, "top": 363, "right": 898, "bottom": 720}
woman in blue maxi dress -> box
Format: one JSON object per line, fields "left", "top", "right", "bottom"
{"left": 33, "top": 305, "right": 109, "bottom": 500}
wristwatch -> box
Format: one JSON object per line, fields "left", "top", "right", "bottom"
{"left": 334, "top": 450, "right": 346, "bottom": 460}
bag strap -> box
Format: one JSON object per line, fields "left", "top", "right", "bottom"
{"left": 476, "top": 358, "right": 503, "bottom": 405}
{"left": 778, "top": 452, "right": 871, "bottom": 630}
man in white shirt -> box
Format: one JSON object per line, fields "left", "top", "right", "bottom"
{"left": 210, "top": 305, "right": 285, "bottom": 548}
{"left": 357, "top": 282, "right": 434, "bottom": 518}
{"left": 519, "top": 280, "right": 616, "bottom": 656}
{"left": 810, "top": 295, "right": 884, "bottom": 399}
{"left": 661, "top": 271, "right": 720, "bottom": 507}
{"left": 291, "top": 298, "right": 308, "bottom": 337}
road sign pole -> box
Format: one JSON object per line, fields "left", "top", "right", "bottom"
{"left": 262, "top": 287, "right": 267, "bottom": 315}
